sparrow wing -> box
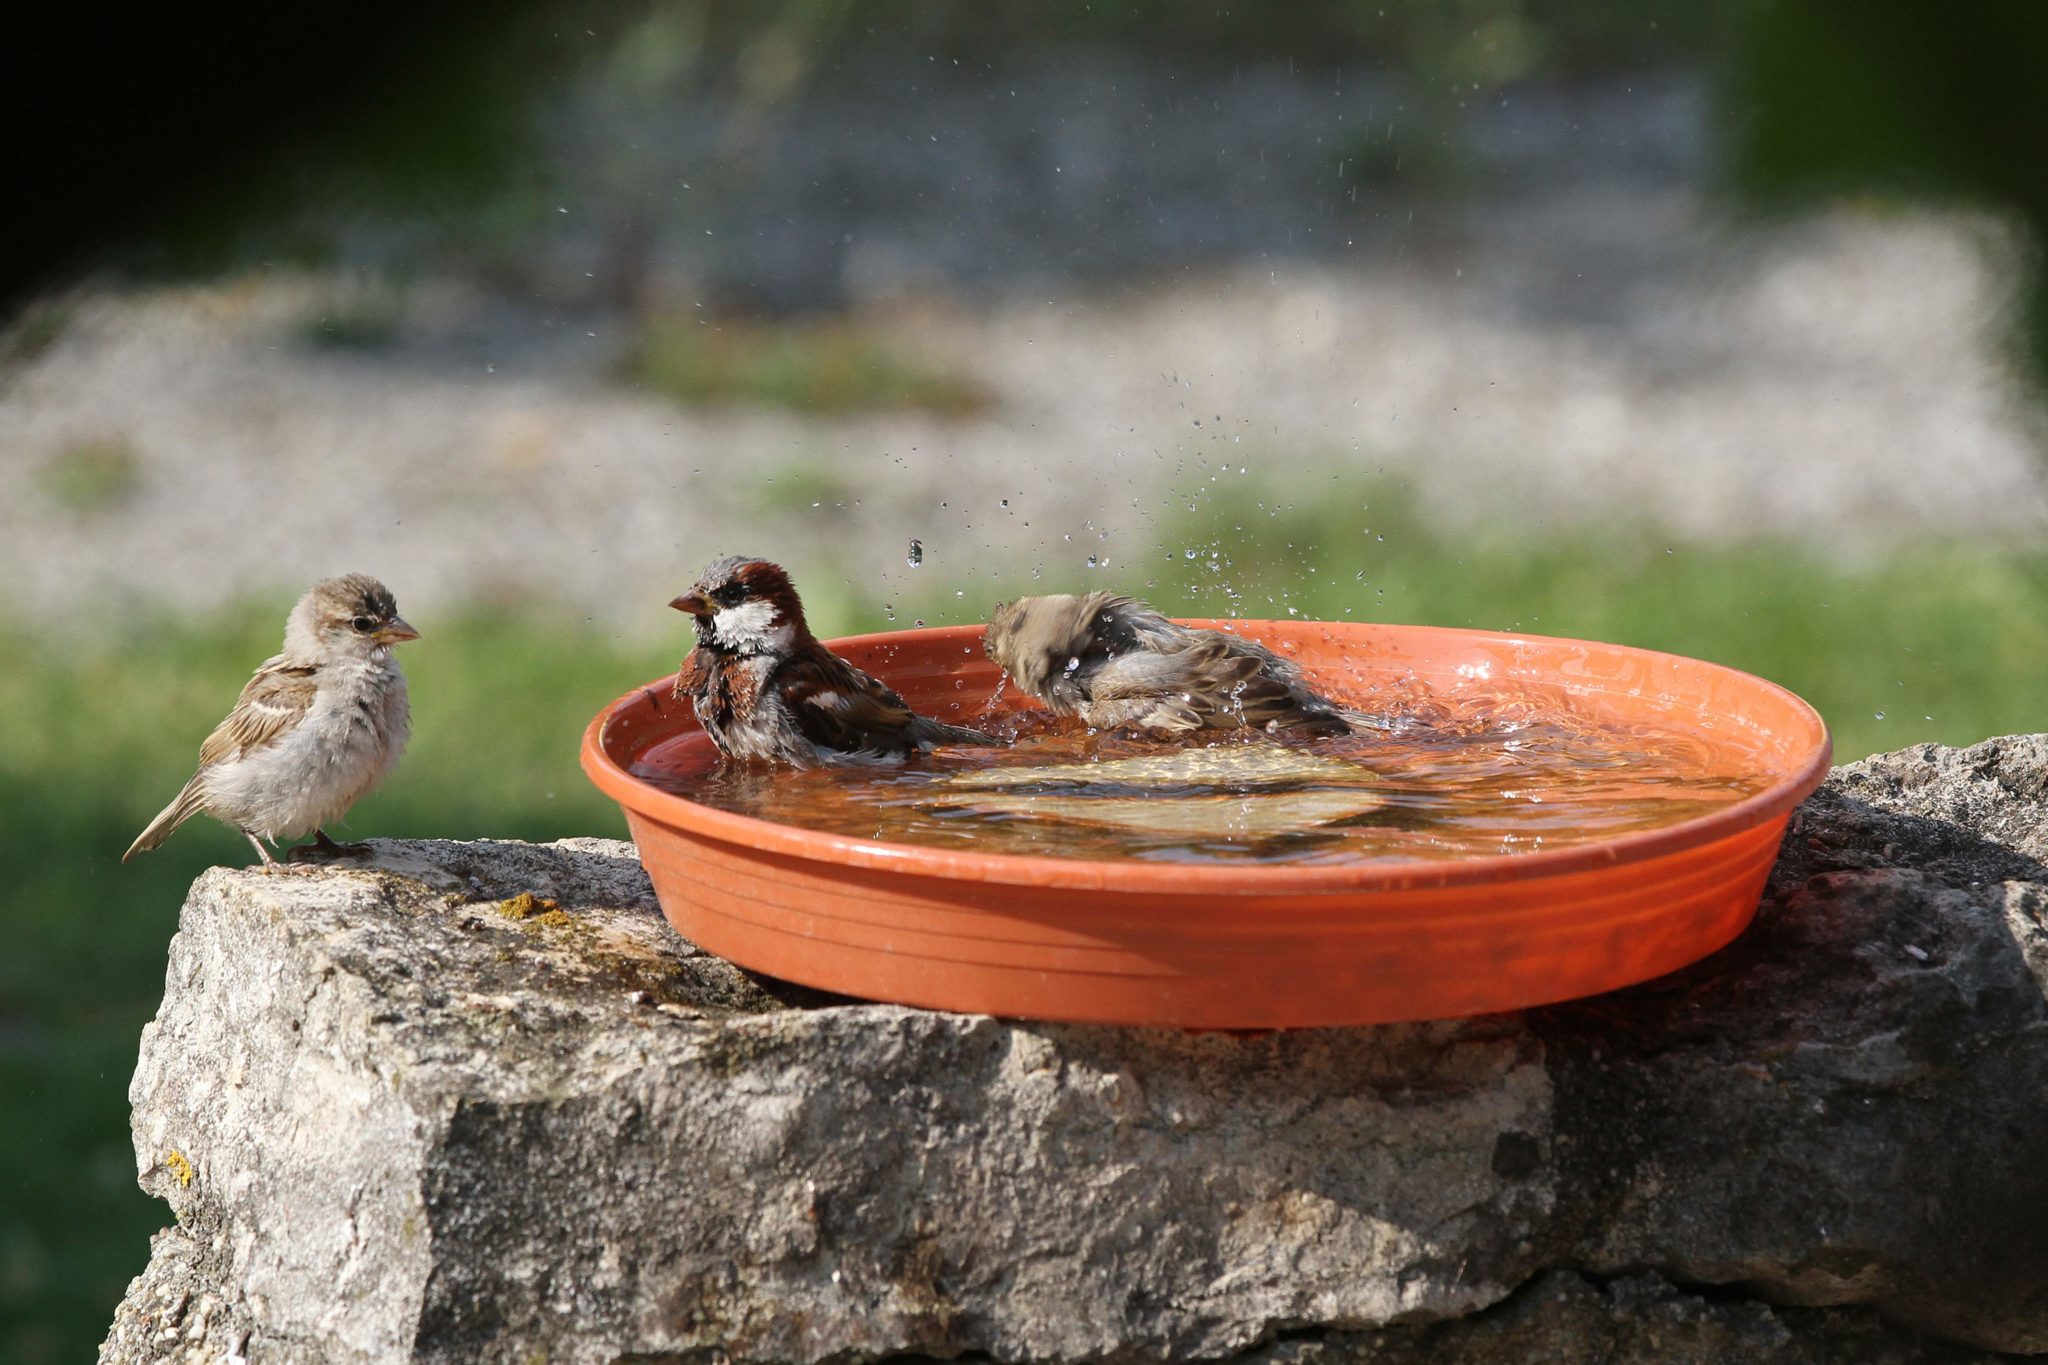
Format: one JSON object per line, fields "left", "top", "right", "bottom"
{"left": 673, "top": 648, "right": 710, "bottom": 701}
{"left": 1086, "top": 633, "right": 1350, "bottom": 733}
{"left": 778, "top": 648, "right": 995, "bottom": 755}
{"left": 1084, "top": 592, "right": 1182, "bottom": 652}
{"left": 1080, "top": 635, "right": 1261, "bottom": 731}
{"left": 197, "top": 658, "right": 319, "bottom": 767}
{"left": 776, "top": 648, "right": 925, "bottom": 751}
{"left": 1196, "top": 633, "right": 1363, "bottom": 732}
{"left": 124, "top": 656, "right": 315, "bottom": 861}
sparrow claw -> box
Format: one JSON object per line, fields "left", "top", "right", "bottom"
{"left": 289, "top": 831, "right": 373, "bottom": 864}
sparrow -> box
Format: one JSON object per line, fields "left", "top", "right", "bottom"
{"left": 670, "top": 555, "right": 999, "bottom": 767}
{"left": 983, "top": 591, "right": 1375, "bottom": 735}
{"left": 124, "top": 574, "right": 418, "bottom": 870}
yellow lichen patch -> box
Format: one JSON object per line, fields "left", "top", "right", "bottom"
{"left": 494, "top": 892, "right": 592, "bottom": 942}
{"left": 164, "top": 1150, "right": 195, "bottom": 1188}
{"left": 496, "top": 892, "right": 560, "bottom": 922}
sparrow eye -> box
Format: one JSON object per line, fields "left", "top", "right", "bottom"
{"left": 712, "top": 584, "right": 747, "bottom": 608}
{"left": 351, "top": 615, "right": 376, "bottom": 633}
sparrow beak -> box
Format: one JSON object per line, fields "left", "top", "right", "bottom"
{"left": 376, "top": 617, "right": 421, "bottom": 645}
{"left": 670, "top": 591, "right": 712, "bottom": 617}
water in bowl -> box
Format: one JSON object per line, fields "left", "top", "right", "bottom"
{"left": 630, "top": 678, "right": 1778, "bottom": 866}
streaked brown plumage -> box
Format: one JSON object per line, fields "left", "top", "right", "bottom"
{"left": 123, "top": 574, "right": 418, "bottom": 869}
{"left": 670, "top": 555, "right": 998, "bottom": 766}
{"left": 984, "top": 591, "right": 1377, "bottom": 735}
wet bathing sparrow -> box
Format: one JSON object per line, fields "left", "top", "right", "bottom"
{"left": 671, "top": 556, "right": 998, "bottom": 766}
{"left": 984, "top": 591, "right": 1377, "bottom": 735}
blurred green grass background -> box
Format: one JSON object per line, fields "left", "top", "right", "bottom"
{"left": 6, "top": 486, "right": 2045, "bottom": 1358}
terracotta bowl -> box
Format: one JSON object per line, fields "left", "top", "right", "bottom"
{"left": 581, "top": 622, "right": 1830, "bottom": 1028}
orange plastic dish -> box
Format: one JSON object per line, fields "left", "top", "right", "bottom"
{"left": 581, "top": 622, "right": 1830, "bottom": 1028}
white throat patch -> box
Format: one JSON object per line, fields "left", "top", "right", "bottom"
{"left": 714, "top": 599, "right": 793, "bottom": 654}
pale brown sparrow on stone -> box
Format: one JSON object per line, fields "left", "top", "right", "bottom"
{"left": 671, "top": 555, "right": 999, "bottom": 767}
{"left": 984, "top": 591, "right": 1377, "bottom": 735}
{"left": 124, "top": 574, "right": 418, "bottom": 869}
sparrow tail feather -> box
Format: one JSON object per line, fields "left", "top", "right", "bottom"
{"left": 914, "top": 719, "right": 1003, "bottom": 748}
{"left": 123, "top": 778, "right": 207, "bottom": 863}
{"left": 1338, "top": 707, "right": 1403, "bottom": 734}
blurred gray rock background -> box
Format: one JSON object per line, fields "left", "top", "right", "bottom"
{"left": 6, "top": 22, "right": 2045, "bottom": 634}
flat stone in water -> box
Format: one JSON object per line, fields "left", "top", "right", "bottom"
{"left": 923, "top": 743, "right": 1386, "bottom": 836}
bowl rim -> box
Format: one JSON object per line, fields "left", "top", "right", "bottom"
{"left": 581, "top": 620, "right": 1833, "bottom": 894}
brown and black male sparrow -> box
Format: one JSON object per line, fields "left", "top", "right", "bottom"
{"left": 984, "top": 591, "right": 1377, "bottom": 735}
{"left": 671, "top": 556, "right": 999, "bottom": 766}
{"left": 124, "top": 574, "right": 418, "bottom": 870}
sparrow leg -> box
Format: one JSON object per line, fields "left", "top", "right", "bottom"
{"left": 250, "top": 831, "right": 322, "bottom": 874}
{"left": 247, "top": 831, "right": 316, "bottom": 874}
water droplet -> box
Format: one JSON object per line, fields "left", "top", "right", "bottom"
{"left": 1875, "top": 710, "right": 1887, "bottom": 721}
{"left": 907, "top": 539, "right": 924, "bottom": 568}
{"left": 1086, "top": 554, "right": 1101, "bottom": 568}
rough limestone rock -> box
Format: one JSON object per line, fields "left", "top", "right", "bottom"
{"left": 100, "top": 737, "right": 2048, "bottom": 1364}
